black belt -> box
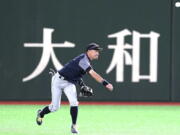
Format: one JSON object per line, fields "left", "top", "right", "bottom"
{"left": 58, "top": 72, "right": 67, "bottom": 80}
{"left": 59, "top": 75, "right": 66, "bottom": 80}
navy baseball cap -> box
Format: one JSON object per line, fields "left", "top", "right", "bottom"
{"left": 86, "top": 43, "right": 103, "bottom": 51}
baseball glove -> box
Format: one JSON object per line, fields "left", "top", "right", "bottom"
{"left": 79, "top": 86, "right": 94, "bottom": 97}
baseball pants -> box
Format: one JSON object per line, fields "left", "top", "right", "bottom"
{"left": 48, "top": 73, "right": 79, "bottom": 112}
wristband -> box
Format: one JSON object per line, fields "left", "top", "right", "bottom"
{"left": 102, "top": 80, "right": 109, "bottom": 86}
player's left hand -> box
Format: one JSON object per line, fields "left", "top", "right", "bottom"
{"left": 79, "top": 86, "right": 94, "bottom": 97}
{"left": 106, "top": 83, "right": 113, "bottom": 91}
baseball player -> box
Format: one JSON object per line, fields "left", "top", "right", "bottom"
{"left": 36, "top": 43, "right": 113, "bottom": 134}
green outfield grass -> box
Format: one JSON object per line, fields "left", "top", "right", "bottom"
{"left": 0, "top": 105, "right": 180, "bottom": 135}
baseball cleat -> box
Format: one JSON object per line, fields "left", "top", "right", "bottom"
{"left": 71, "top": 125, "right": 78, "bottom": 134}
{"left": 36, "top": 109, "right": 43, "bottom": 125}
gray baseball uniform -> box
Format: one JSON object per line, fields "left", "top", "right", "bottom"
{"left": 36, "top": 43, "right": 104, "bottom": 134}
{"left": 49, "top": 53, "right": 92, "bottom": 111}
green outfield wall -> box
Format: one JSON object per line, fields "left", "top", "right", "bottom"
{"left": 0, "top": 0, "right": 180, "bottom": 101}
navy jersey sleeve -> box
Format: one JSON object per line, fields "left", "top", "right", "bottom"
{"left": 79, "top": 57, "right": 92, "bottom": 72}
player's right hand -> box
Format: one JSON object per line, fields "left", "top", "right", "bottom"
{"left": 106, "top": 83, "right": 113, "bottom": 91}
